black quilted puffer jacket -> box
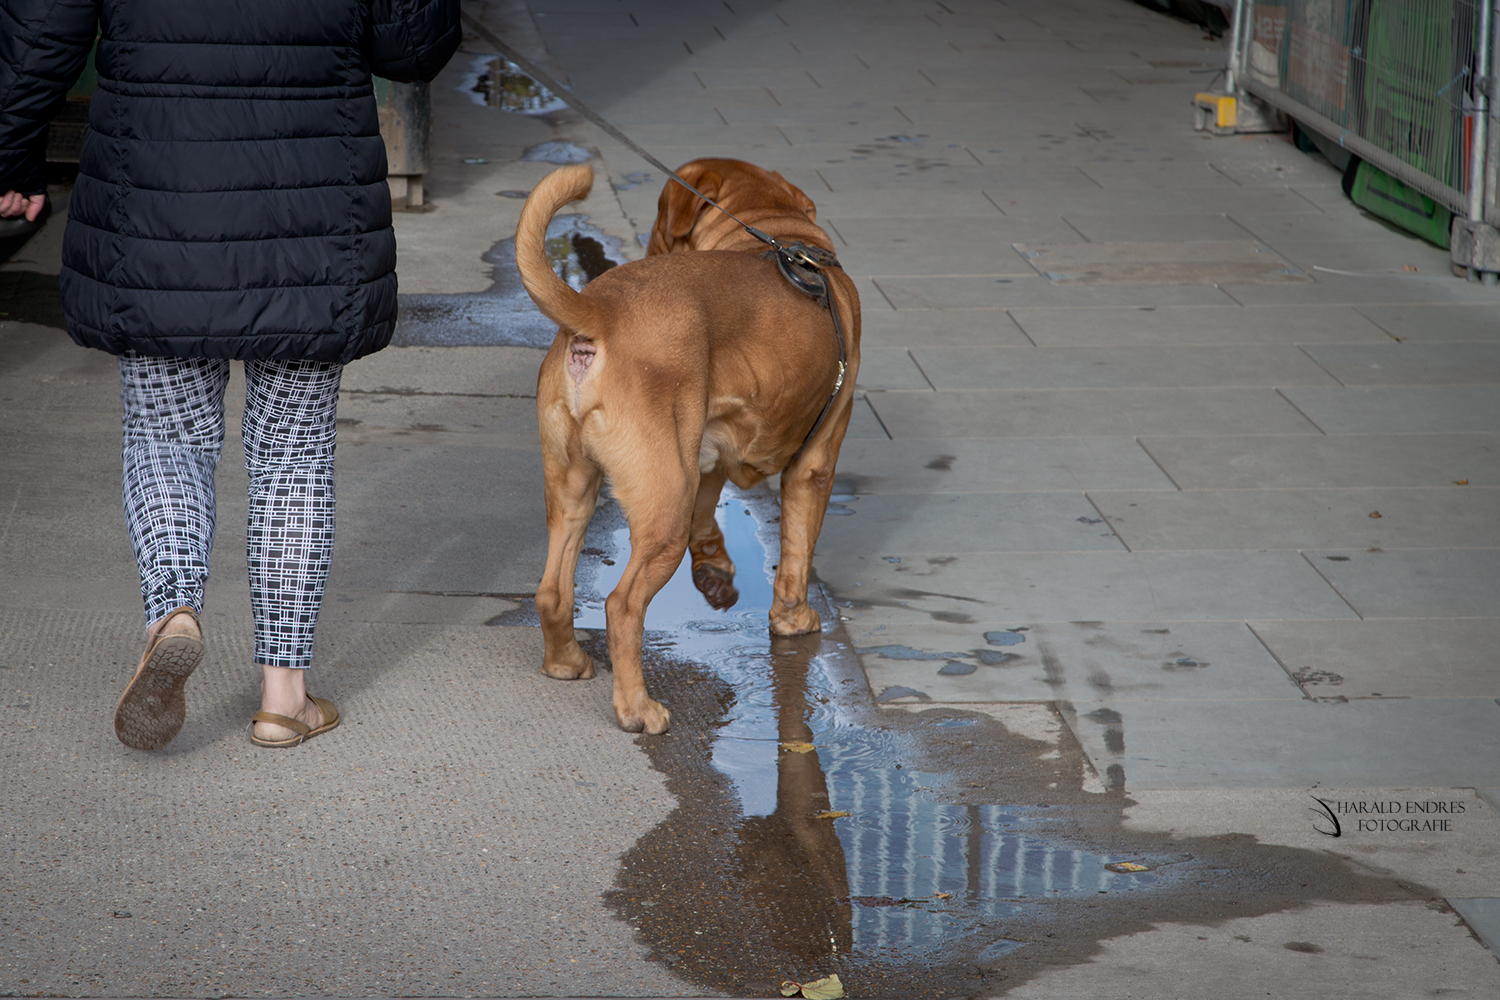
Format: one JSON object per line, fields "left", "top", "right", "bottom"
{"left": 0, "top": 0, "right": 459, "bottom": 362}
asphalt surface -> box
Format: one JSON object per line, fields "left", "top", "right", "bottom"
{"left": 2, "top": 0, "right": 1499, "bottom": 997}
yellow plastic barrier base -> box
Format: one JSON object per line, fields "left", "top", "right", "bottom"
{"left": 1193, "top": 92, "right": 1237, "bottom": 135}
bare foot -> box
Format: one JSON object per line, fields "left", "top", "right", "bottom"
{"left": 253, "top": 665, "right": 326, "bottom": 743}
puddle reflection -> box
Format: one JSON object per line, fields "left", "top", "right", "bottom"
{"left": 584, "top": 489, "right": 1145, "bottom": 966}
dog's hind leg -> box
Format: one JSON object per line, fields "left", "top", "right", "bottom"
{"left": 604, "top": 464, "right": 697, "bottom": 735}
{"left": 688, "top": 468, "right": 738, "bottom": 610}
{"left": 536, "top": 429, "right": 604, "bottom": 682}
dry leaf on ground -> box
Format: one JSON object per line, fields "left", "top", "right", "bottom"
{"left": 781, "top": 973, "right": 845, "bottom": 999}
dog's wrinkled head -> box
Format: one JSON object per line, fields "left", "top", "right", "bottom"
{"left": 647, "top": 158, "right": 818, "bottom": 255}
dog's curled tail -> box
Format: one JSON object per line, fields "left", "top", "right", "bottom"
{"left": 515, "top": 164, "right": 604, "bottom": 332}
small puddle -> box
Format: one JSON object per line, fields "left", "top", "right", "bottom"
{"left": 459, "top": 55, "right": 569, "bottom": 115}
{"left": 394, "top": 219, "right": 625, "bottom": 347}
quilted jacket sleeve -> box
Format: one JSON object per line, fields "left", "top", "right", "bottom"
{"left": 0, "top": 0, "right": 99, "bottom": 195}
{"left": 366, "top": 0, "right": 461, "bottom": 84}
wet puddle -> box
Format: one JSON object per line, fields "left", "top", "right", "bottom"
{"left": 459, "top": 54, "right": 569, "bottom": 115}
{"left": 536, "top": 487, "right": 1431, "bottom": 996}
{"left": 393, "top": 220, "right": 624, "bottom": 348}
{"left": 552, "top": 489, "right": 1183, "bottom": 994}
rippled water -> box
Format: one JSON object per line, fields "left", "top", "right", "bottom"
{"left": 579, "top": 487, "right": 1154, "bottom": 958}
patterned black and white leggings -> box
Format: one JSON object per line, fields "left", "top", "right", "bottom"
{"left": 120, "top": 355, "right": 343, "bottom": 669}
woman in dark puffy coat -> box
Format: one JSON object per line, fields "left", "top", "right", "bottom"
{"left": 0, "top": 0, "right": 459, "bottom": 749}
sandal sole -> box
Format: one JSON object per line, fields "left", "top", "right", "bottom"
{"left": 114, "top": 634, "right": 203, "bottom": 751}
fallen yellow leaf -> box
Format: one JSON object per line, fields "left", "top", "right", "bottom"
{"left": 1455, "top": 479, "right": 1470, "bottom": 485}
{"left": 813, "top": 810, "right": 850, "bottom": 820}
{"left": 781, "top": 741, "right": 816, "bottom": 754}
{"left": 934, "top": 891, "right": 953, "bottom": 899}
{"left": 781, "top": 974, "right": 844, "bottom": 999}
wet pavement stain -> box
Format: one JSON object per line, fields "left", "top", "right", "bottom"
{"left": 548, "top": 488, "right": 1435, "bottom": 997}
{"left": 394, "top": 217, "right": 626, "bottom": 347}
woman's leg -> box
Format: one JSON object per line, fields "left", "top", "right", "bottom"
{"left": 116, "top": 354, "right": 228, "bottom": 748}
{"left": 241, "top": 359, "right": 343, "bottom": 742}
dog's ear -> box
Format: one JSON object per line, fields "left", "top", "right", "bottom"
{"left": 772, "top": 170, "right": 818, "bottom": 222}
{"left": 648, "top": 165, "right": 721, "bottom": 253}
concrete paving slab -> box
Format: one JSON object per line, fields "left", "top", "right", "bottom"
{"left": 1208, "top": 156, "right": 1344, "bottom": 188}
{"left": 820, "top": 550, "right": 1356, "bottom": 627}
{"left": 874, "top": 274, "right": 1238, "bottom": 309}
{"left": 817, "top": 163, "right": 1102, "bottom": 194}
{"left": 1000, "top": 186, "right": 1332, "bottom": 218}
{"left": 1059, "top": 697, "right": 1500, "bottom": 790}
{"left": 816, "top": 491, "right": 1126, "bottom": 555}
{"left": 810, "top": 188, "right": 1005, "bottom": 217}
{"left": 591, "top": 121, "right": 789, "bottom": 150}
{"left": 1074, "top": 161, "right": 1242, "bottom": 191}
{"left": 1227, "top": 208, "right": 1412, "bottom": 244}
{"left": 1248, "top": 618, "right": 1500, "bottom": 700}
{"left": 858, "top": 309, "right": 1034, "bottom": 349}
{"left": 1278, "top": 385, "right": 1500, "bottom": 433}
{"left": 857, "top": 619, "right": 1301, "bottom": 705}
{"left": 337, "top": 391, "right": 539, "bottom": 435}
{"left": 912, "top": 344, "right": 1340, "bottom": 389}
{"left": 1061, "top": 213, "right": 1255, "bottom": 242}
{"left": 1264, "top": 239, "right": 1452, "bottom": 277}
{"left": 1306, "top": 548, "right": 1500, "bottom": 619}
{"left": 0, "top": 609, "right": 687, "bottom": 997}
{"left": 833, "top": 437, "right": 1174, "bottom": 493}
{"left": 719, "top": 104, "right": 917, "bottom": 129}
{"left": 855, "top": 347, "right": 932, "bottom": 391}
{"left": 1138, "top": 432, "right": 1500, "bottom": 489}
{"left": 1357, "top": 303, "right": 1500, "bottom": 343}
{"left": 1014, "top": 240, "right": 1308, "bottom": 286}
{"left": 1093, "top": 487, "right": 1500, "bottom": 551}
{"left": 1222, "top": 272, "right": 1497, "bottom": 306}
{"left": 999, "top": 900, "right": 1500, "bottom": 1000}
{"left": 1006, "top": 303, "right": 1392, "bottom": 346}
{"left": 1450, "top": 899, "right": 1500, "bottom": 960}
{"left": 847, "top": 249, "right": 1040, "bottom": 279}
{"left": 342, "top": 344, "right": 543, "bottom": 397}
{"left": 1300, "top": 342, "right": 1500, "bottom": 385}
{"left": 845, "top": 392, "right": 894, "bottom": 441}
{"left": 1117, "top": 787, "right": 1500, "bottom": 897}
{"left": 827, "top": 214, "right": 1085, "bottom": 261}
{"left": 864, "top": 387, "right": 1320, "bottom": 438}
{"left": 0, "top": 324, "right": 119, "bottom": 411}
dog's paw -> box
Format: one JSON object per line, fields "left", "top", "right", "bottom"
{"left": 542, "top": 647, "right": 596, "bottom": 680}
{"left": 691, "top": 562, "right": 740, "bottom": 610}
{"left": 615, "top": 696, "right": 671, "bottom": 735}
{"left": 769, "top": 598, "right": 821, "bottom": 637}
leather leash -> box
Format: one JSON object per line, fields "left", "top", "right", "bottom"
{"left": 460, "top": 11, "right": 851, "bottom": 455}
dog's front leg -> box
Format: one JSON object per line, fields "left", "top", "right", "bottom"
{"left": 770, "top": 463, "right": 829, "bottom": 636}
{"left": 771, "top": 407, "right": 854, "bottom": 635}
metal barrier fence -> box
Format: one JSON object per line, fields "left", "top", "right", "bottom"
{"left": 1230, "top": 0, "right": 1498, "bottom": 228}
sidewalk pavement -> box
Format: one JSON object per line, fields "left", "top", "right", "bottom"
{"left": 497, "top": 0, "right": 1500, "bottom": 993}
{"left": 1, "top": 0, "right": 1498, "bottom": 996}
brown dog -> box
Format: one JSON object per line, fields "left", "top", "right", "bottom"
{"left": 516, "top": 163, "right": 860, "bottom": 734}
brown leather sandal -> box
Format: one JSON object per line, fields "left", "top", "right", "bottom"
{"left": 249, "top": 695, "right": 340, "bottom": 748}
{"left": 114, "top": 605, "right": 204, "bottom": 751}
